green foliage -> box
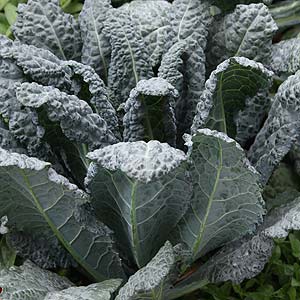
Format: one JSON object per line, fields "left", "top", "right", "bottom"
{"left": 196, "top": 232, "right": 300, "bottom": 300}
{"left": 1, "top": 0, "right": 300, "bottom": 299}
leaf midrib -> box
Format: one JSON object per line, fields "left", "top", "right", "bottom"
{"left": 92, "top": 12, "right": 108, "bottom": 82}
{"left": 37, "top": 2, "right": 67, "bottom": 60}
{"left": 234, "top": 7, "right": 262, "bottom": 57}
{"left": 130, "top": 181, "right": 141, "bottom": 267}
{"left": 192, "top": 139, "right": 223, "bottom": 258}
{"left": 177, "top": 0, "right": 192, "bottom": 42}
{"left": 19, "top": 168, "right": 104, "bottom": 282}
{"left": 116, "top": 12, "right": 139, "bottom": 85}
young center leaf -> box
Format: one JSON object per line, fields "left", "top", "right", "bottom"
{"left": 123, "top": 77, "right": 178, "bottom": 147}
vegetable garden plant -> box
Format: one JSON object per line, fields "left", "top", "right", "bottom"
{"left": 1, "top": 0, "right": 300, "bottom": 299}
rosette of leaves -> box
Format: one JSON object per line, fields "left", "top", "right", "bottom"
{"left": 1, "top": 0, "right": 300, "bottom": 299}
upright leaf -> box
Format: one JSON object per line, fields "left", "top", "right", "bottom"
{"left": 165, "top": 0, "right": 211, "bottom": 49}
{"left": 192, "top": 57, "right": 273, "bottom": 139}
{"left": 206, "top": 4, "right": 277, "bottom": 70}
{"left": 103, "top": 9, "right": 153, "bottom": 109}
{"left": 159, "top": 0, "right": 212, "bottom": 143}
{"left": 13, "top": 0, "right": 82, "bottom": 61}
{"left": 119, "top": 0, "right": 171, "bottom": 68}
{"left": 79, "top": 0, "right": 112, "bottom": 82}
{"left": 0, "top": 260, "right": 73, "bottom": 300}
{"left": 86, "top": 141, "right": 191, "bottom": 267}
{"left": 172, "top": 129, "right": 265, "bottom": 261}
{"left": 248, "top": 71, "right": 300, "bottom": 185}
{"left": 123, "top": 78, "right": 178, "bottom": 147}
{"left": 0, "top": 149, "right": 125, "bottom": 281}
{"left": 158, "top": 42, "right": 185, "bottom": 92}
{"left": 44, "top": 279, "right": 122, "bottom": 300}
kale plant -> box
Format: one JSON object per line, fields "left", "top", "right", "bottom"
{"left": 0, "top": 0, "right": 300, "bottom": 299}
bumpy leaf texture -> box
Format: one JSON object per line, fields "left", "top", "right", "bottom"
{"left": 270, "top": 38, "right": 300, "bottom": 76}
{"left": 63, "top": 60, "right": 120, "bottom": 139}
{"left": 262, "top": 197, "right": 300, "bottom": 238}
{"left": 0, "top": 37, "right": 53, "bottom": 158}
{"left": 115, "top": 241, "right": 180, "bottom": 300}
{"left": 235, "top": 90, "right": 271, "bottom": 147}
{"left": 159, "top": 0, "right": 212, "bottom": 144}
{"left": 7, "top": 231, "right": 74, "bottom": 269}
{"left": 86, "top": 141, "right": 191, "bottom": 267}
{"left": 248, "top": 70, "right": 300, "bottom": 185}
{"left": 16, "top": 82, "right": 116, "bottom": 150}
{"left": 176, "top": 233, "right": 273, "bottom": 285}
{"left": 172, "top": 129, "right": 265, "bottom": 261}
{"left": 0, "top": 148, "right": 125, "bottom": 281}
{"left": 0, "top": 260, "right": 73, "bottom": 300}
{"left": 119, "top": 0, "right": 171, "bottom": 68}
{"left": 0, "top": 120, "right": 24, "bottom": 154}
{"left": 206, "top": 3, "right": 278, "bottom": 71}
{"left": 103, "top": 8, "right": 153, "bottom": 109}
{"left": 44, "top": 279, "right": 122, "bottom": 300}
{"left": 79, "top": 0, "right": 112, "bottom": 82}
{"left": 13, "top": 0, "right": 82, "bottom": 61}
